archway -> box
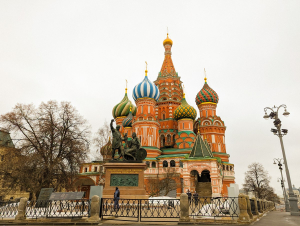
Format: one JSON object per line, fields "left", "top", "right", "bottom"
{"left": 74, "top": 177, "right": 95, "bottom": 199}
{"left": 197, "top": 170, "right": 212, "bottom": 197}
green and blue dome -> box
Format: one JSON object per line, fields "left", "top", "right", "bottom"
{"left": 112, "top": 89, "right": 137, "bottom": 118}
{"left": 174, "top": 94, "right": 197, "bottom": 120}
{"left": 122, "top": 107, "right": 133, "bottom": 127}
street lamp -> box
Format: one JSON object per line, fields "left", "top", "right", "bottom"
{"left": 273, "top": 158, "right": 290, "bottom": 212}
{"left": 264, "top": 105, "right": 299, "bottom": 215}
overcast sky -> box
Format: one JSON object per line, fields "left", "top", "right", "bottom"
{"left": 1, "top": 0, "right": 300, "bottom": 196}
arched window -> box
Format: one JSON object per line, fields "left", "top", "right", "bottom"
{"left": 170, "top": 160, "right": 175, "bottom": 167}
{"left": 162, "top": 113, "right": 166, "bottom": 120}
{"left": 179, "top": 160, "right": 183, "bottom": 167}
{"left": 163, "top": 160, "right": 168, "bottom": 167}
{"left": 160, "top": 135, "right": 165, "bottom": 148}
{"left": 146, "top": 161, "right": 150, "bottom": 168}
{"left": 152, "top": 162, "right": 156, "bottom": 168}
{"left": 167, "top": 134, "right": 171, "bottom": 143}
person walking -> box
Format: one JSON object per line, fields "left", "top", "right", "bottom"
{"left": 193, "top": 190, "right": 199, "bottom": 206}
{"left": 186, "top": 189, "right": 192, "bottom": 204}
{"left": 113, "top": 187, "right": 120, "bottom": 211}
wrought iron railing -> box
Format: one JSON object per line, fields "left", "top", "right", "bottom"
{"left": 26, "top": 199, "right": 90, "bottom": 218}
{"left": 250, "top": 199, "right": 256, "bottom": 215}
{"left": 140, "top": 199, "right": 180, "bottom": 222}
{"left": 0, "top": 201, "right": 18, "bottom": 219}
{"left": 100, "top": 198, "right": 180, "bottom": 222}
{"left": 189, "top": 197, "right": 239, "bottom": 219}
{"left": 257, "top": 200, "right": 261, "bottom": 213}
{"left": 101, "top": 198, "right": 139, "bottom": 221}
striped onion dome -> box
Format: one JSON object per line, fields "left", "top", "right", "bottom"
{"left": 132, "top": 70, "right": 160, "bottom": 101}
{"left": 112, "top": 89, "right": 137, "bottom": 118}
{"left": 100, "top": 139, "right": 112, "bottom": 160}
{"left": 195, "top": 80, "right": 219, "bottom": 105}
{"left": 122, "top": 107, "right": 133, "bottom": 127}
{"left": 174, "top": 94, "right": 197, "bottom": 120}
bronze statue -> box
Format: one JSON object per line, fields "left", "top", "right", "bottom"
{"left": 110, "top": 119, "right": 123, "bottom": 160}
{"left": 123, "top": 132, "right": 140, "bottom": 160}
{"left": 110, "top": 119, "right": 147, "bottom": 161}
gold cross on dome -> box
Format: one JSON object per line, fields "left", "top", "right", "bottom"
{"left": 145, "top": 61, "right": 148, "bottom": 70}
{"left": 204, "top": 68, "right": 207, "bottom": 83}
{"left": 126, "top": 79, "right": 128, "bottom": 89}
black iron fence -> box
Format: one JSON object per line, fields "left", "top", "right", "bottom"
{"left": 100, "top": 198, "right": 180, "bottom": 222}
{"left": 189, "top": 197, "right": 239, "bottom": 219}
{"left": 0, "top": 201, "right": 19, "bottom": 219}
{"left": 26, "top": 199, "right": 90, "bottom": 219}
{"left": 250, "top": 199, "right": 256, "bottom": 215}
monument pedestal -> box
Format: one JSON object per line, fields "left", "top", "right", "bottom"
{"left": 102, "top": 162, "right": 148, "bottom": 199}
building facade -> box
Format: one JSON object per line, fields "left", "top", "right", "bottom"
{"left": 78, "top": 34, "right": 235, "bottom": 197}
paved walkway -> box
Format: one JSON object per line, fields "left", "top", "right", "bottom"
{"left": 250, "top": 211, "right": 300, "bottom": 226}
{"left": 98, "top": 211, "right": 300, "bottom": 226}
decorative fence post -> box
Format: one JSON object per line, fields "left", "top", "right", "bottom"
{"left": 88, "top": 195, "right": 100, "bottom": 222}
{"left": 238, "top": 194, "right": 250, "bottom": 223}
{"left": 179, "top": 193, "right": 190, "bottom": 222}
{"left": 15, "top": 197, "right": 28, "bottom": 221}
{"left": 252, "top": 197, "right": 259, "bottom": 215}
{"left": 246, "top": 195, "right": 253, "bottom": 219}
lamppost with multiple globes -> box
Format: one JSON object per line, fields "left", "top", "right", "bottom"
{"left": 263, "top": 104, "right": 299, "bottom": 215}
{"left": 273, "top": 158, "right": 290, "bottom": 212}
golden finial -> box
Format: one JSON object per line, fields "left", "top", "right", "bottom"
{"left": 182, "top": 84, "right": 185, "bottom": 99}
{"left": 197, "top": 127, "right": 200, "bottom": 134}
{"left": 145, "top": 61, "right": 148, "bottom": 76}
{"left": 130, "top": 105, "right": 132, "bottom": 112}
{"left": 204, "top": 68, "right": 207, "bottom": 83}
{"left": 204, "top": 135, "right": 207, "bottom": 140}
{"left": 125, "top": 79, "right": 128, "bottom": 93}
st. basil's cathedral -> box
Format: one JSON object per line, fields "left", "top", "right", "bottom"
{"left": 77, "top": 34, "right": 235, "bottom": 198}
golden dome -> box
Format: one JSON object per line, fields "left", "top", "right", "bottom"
{"left": 163, "top": 33, "right": 173, "bottom": 46}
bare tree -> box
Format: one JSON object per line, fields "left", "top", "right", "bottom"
{"left": 0, "top": 101, "right": 91, "bottom": 198}
{"left": 243, "top": 162, "right": 275, "bottom": 200}
{"left": 146, "top": 167, "right": 180, "bottom": 197}
{"left": 93, "top": 121, "right": 111, "bottom": 160}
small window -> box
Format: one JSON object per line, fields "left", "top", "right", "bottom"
{"left": 163, "top": 160, "right": 168, "bottom": 167}
{"left": 94, "top": 167, "right": 98, "bottom": 172}
{"left": 146, "top": 161, "right": 150, "bottom": 167}
{"left": 85, "top": 168, "right": 88, "bottom": 172}
{"left": 152, "top": 162, "right": 156, "bottom": 168}
{"left": 170, "top": 160, "right": 175, "bottom": 167}
{"left": 162, "top": 114, "right": 165, "bottom": 120}
{"left": 148, "top": 117, "right": 152, "bottom": 121}
{"left": 179, "top": 161, "right": 183, "bottom": 167}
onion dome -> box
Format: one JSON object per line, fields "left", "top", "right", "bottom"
{"left": 122, "top": 106, "right": 133, "bottom": 127}
{"left": 132, "top": 69, "right": 160, "bottom": 101}
{"left": 195, "top": 77, "right": 219, "bottom": 105}
{"left": 174, "top": 93, "right": 197, "bottom": 120}
{"left": 163, "top": 33, "right": 173, "bottom": 46}
{"left": 112, "top": 89, "right": 137, "bottom": 118}
{"left": 100, "top": 138, "right": 112, "bottom": 160}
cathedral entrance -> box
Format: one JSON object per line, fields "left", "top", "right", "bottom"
{"left": 190, "top": 170, "right": 212, "bottom": 197}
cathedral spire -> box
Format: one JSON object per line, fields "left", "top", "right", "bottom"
{"left": 160, "top": 33, "right": 176, "bottom": 77}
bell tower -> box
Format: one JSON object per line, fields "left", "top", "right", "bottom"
{"left": 154, "top": 34, "right": 183, "bottom": 148}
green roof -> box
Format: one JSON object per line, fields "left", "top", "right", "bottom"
{"left": 189, "top": 134, "right": 213, "bottom": 158}
{"left": 157, "top": 154, "right": 187, "bottom": 158}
